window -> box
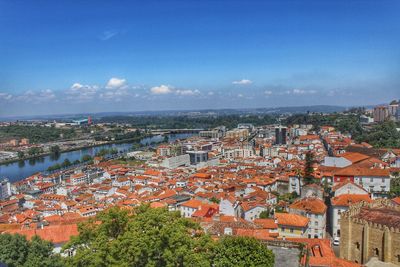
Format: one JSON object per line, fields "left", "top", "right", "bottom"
{"left": 282, "top": 227, "right": 285, "bottom": 232}
{"left": 355, "top": 242, "right": 360, "bottom": 250}
{"left": 315, "top": 221, "right": 318, "bottom": 226}
{"left": 374, "top": 248, "right": 379, "bottom": 257}
{"left": 290, "top": 228, "right": 294, "bottom": 233}
{"left": 370, "top": 178, "right": 373, "bottom": 182}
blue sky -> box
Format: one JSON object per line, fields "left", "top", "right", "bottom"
{"left": 0, "top": 0, "right": 399, "bottom": 116}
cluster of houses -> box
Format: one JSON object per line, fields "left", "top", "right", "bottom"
{"left": 1, "top": 123, "right": 400, "bottom": 266}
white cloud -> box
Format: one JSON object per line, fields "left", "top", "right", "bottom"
{"left": 106, "top": 77, "right": 127, "bottom": 89}
{"left": 15, "top": 89, "right": 55, "bottom": 103}
{"left": 150, "top": 85, "right": 173, "bottom": 95}
{"left": 237, "top": 93, "right": 244, "bottom": 98}
{"left": 285, "top": 89, "right": 318, "bottom": 95}
{"left": 232, "top": 79, "right": 252, "bottom": 85}
{"left": 208, "top": 91, "right": 215, "bottom": 96}
{"left": 264, "top": 90, "right": 273, "bottom": 95}
{"left": 0, "top": 93, "right": 12, "bottom": 101}
{"left": 67, "top": 83, "right": 98, "bottom": 102}
{"left": 175, "top": 89, "right": 200, "bottom": 96}
{"left": 99, "top": 89, "right": 129, "bottom": 101}
{"left": 71, "top": 83, "right": 84, "bottom": 90}
{"left": 40, "top": 89, "right": 56, "bottom": 100}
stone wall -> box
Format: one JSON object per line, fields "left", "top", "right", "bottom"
{"left": 340, "top": 199, "right": 400, "bottom": 265}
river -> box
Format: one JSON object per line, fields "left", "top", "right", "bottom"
{"left": 0, "top": 133, "right": 194, "bottom": 182}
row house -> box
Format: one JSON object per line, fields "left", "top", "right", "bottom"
{"left": 334, "top": 166, "right": 391, "bottom": 197}
{"left": 289, "top": 197, "right": 327, "bottom": 238}
{"left": 180, "top": 199, "right": 218, "bottom": 218}
{"left": 274, "top": 213, "right": 310, "bottom": 238}
{"left": 34, "top": 182, "right": 56, "bottom": 194}
{"left": 240, "top": 202, "right": 270, "bottom": 221}
{"left": 78, "top": 206, "right": 98, "bottom": 217}
{"left": 69, "top": 173, "right": 90, "bottom": 186}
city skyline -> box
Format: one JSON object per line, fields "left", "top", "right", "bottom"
{"left": 1, "top": 0, "right": 399, "bottom": 116}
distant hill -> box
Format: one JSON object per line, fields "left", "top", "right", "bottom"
{"left": 0, "top": 105, "right": 349, "bottom": 121}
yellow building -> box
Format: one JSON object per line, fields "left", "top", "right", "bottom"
{"left": 274, "top": 213, "right": 310, "bottom": 238}
{"left": 225, "top": 128, "right": 249, "bottom": 140}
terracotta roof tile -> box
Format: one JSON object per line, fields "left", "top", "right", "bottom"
{"left": 275, "top": 213, "right": 309, "bottom": 228}
{"left": 289, "top": 198, "right": 327, "bottom": 214}
{"left": 331, "top": 194, "right": 371, "bottom": 207}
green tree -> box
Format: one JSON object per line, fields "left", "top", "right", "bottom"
{"left": 259, "top": 209, "right": 270, "bottom": 219}
{"left": 17, "top": 151, "right": 25, "bottom": 159}
{"left": 61, "top": 158, "right": 71, "bottom": 168}
{"left": 23, "top": 236, "right": 63, "bottom": 267}
{"left": 28, "top": 147, "right": 40, "bottom": 156}
{"left": 47, "top": 163, "right": 61, "bottom": 172}
{"left": 356, "top": 121, "right": 400, "bottom": 148}
{"left": 212, "top": 236, "right": 274, "bottom": 267}
{"left": 81, "top": 155, "right": 92, "bottom": 162}
{"left": 50, "top": 145, "right": 61, "bottom": 155}
{"left": 0, "top": 125, "right": 76, "bottom": 144}
{"left": 65, "top": 206, "right": 213, "bottom": 267}
{"left": 0, "top": 233, "right": 29, "bottom": 267}
{"left": 0, "top": 234, "right": 62, "bottom": 267}
{"left": 209, "top": 197, "right": 220, "bottom": 204}
{"left": 64, "top": 206, "right": 275, "bottom": 267}
{"left": 304, "top": 151, "right": 316, "bottom": 184}
{"left": 390, "top": 174, "right": 400, "bottom": 197}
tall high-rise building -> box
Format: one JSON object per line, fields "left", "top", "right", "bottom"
{"left": 0, "top": 179, "right": 11, "bottom": 199}
{"left": 275, "top": 126, "right": 287, "bottom": 145}
{"left": 388, "top": 101, "right": 399, "bottom": 122}
{"left": 373, "top": 106, "right": 389, "bottom": 122}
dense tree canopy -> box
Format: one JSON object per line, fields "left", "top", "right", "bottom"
{"left": 0, "top": 234, "right": 63, "bottom": 267}
{"left": 213, "top": 236, "right": 274, "bottom": 267}
{"left": 0, "top": 206, "right": 274, "bottom": 267}
{"left": 64, "top": 205, "right": 275, "bottom": 267}
{"left": 98, "top": 114, "right": 277, "bottom": 130}
{"left": 0, "top": 125, "right": 75, "bottom": 143}
{"left": 285, "top": 114, "right": 400, "bottom": 148}
{"left": 285, "top": 113, "right": 363, "bottom": 137}
{"left": 355, "top": 121, "right": 400, "bottom": 148}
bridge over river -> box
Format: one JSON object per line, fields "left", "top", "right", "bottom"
{"left": 150, "top": 129, "right": 204, "bottom": 135}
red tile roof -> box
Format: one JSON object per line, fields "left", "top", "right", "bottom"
{"left": 275, "top": 213, "right": 309, "bottom": 228}
{"left": 331, "top": 194, "right": 372, "bottom": 207}
{"left": 6, "top": 224, "right": 78, "bottom": 244}
{"left": 254, "top": 218, "right": 278, "bottom": 229}
{"left": 289, "top": 198, "right": 327, "bottom": 214}
{"left": 339, "top": 152, "right": 370, "bottom": 163}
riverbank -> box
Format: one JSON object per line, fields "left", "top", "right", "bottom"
{"left": 0, "top": 133, "right": 194, "bottom": 182}
{"left": 0, "top": 134, "right": 153, "bottom": 166}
